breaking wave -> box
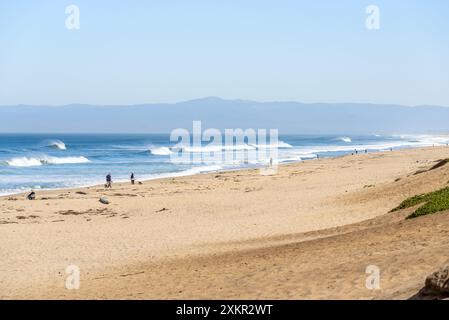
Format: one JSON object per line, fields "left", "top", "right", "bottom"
{"left": 149, "top": 146, "right": 172, "bottom": 156}
{"left": 339, "top": 137, "right": 352, "bottom": 143}
{"left": 173, "top": 144, "right": 255, "bottom": 153}
{"left": 4, "top": 156, "right": 90, "bottom": 167}
{"left": 249, "top": 141, "right": 293, "bottom": 149}
{"left": 45, "top": 140, "right": 67, "bottom": 150}
{"left": 169, "top": 141, "right": 292, "bottom": 153}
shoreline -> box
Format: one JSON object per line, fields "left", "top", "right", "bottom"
{"left": 2, "top": 144, "right": 445, "bottom": 199}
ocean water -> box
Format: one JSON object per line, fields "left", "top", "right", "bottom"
{"left": 0, "top": 133, "right": 448, "bottom": 196}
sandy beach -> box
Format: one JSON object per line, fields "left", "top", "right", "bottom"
{"left": 1, "top": 146, "right": 449, "bottom": 299}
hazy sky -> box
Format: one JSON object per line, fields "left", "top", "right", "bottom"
{"left": 0, "top": 0, "right": 448, "bottom": 106}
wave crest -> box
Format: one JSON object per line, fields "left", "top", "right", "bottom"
{"left": 250, "top": 141, "right": 293, "bottom": 149}
{"left": 149, "top": 146, "right": 172, "bottom": 156}
{"left": 339, "top": 137, "right": 352, "bottom": 143}
{"left": 178, "top": 144, "right": 255, "bottom": 153}
{"left": 45, "top": 140, "right": 67, "bottom": 150}
{"left": 4, "top": 156, "right": 90, "bottom": 167}
{"left": 171, "top": 141, "right": 292, "bottom": 153}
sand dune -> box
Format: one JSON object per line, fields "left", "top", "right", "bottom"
{"left": 1, "top": 146, "right": 449, "bottom": 299}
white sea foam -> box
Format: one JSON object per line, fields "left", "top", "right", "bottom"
{"left": 130, "top": 165, "right": 225, "bottom": 182}
{"left": 0, "top": 186, "right": 42, "bottom": 196}
{"left": 173, "top": 141, "right": 292, "bottom": 153}
{"left": 5, "top": 157, "right": 43, "bottom": 167}
{"left": 394, "top": 134, "right": 449, "bottom": 146}
{"left": 175, "top": 144, "right": 256, "bottom": 153}
{"left": 5, "top": 156, "right": 90, "bottom": 167}
{"left": 249, "top": 141, "right": 293, "bottom": 149}
{"left": 46, "top": 140, "right": 67, "bottom": 150}
{"left": 43, "top": 156, "right": 90, "bottom": 165}
{"left": 113, "top": 145, "right": 149, "bottom": 151}
{"left": 149, "top": 146, "right": 172, "bottom": 156}
{"left": 178, "top": 165, "right": 224, "bottom": 175}
{"left": 339, "top": 137, "right": 352, "bottom": 143}
{"left": 289, "top": 137, "right": 447, "bottom": 158}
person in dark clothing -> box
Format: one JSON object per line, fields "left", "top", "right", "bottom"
{"left": 27, "top": 191, "right": 36, "bottom": 200}
{"left": 131, "top": 173, "right": 135, "bottom": 185}
{"left": 106, "top": 173, "right": 112, "bottom": 188}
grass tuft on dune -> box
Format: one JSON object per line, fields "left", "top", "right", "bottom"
{"left": 392, "top": 186, "right": 449, "bottom": 219}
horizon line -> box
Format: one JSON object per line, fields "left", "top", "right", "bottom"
{"left": 0, "top": 97, "right": 448, "bottom": 109}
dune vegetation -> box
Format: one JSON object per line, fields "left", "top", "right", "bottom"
{"left": 392, "top": 186, "right": 449, "bottom": 219}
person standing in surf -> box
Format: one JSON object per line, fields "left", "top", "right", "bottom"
{"left": 106, "top": 173, "right": 112, "bottom": 188}
{"left": 131, "top": 173, "right": 135, "bottom": 185}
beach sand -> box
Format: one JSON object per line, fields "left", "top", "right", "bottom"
{"left": 1, "top": 146, "right": 449, "bottom": 299}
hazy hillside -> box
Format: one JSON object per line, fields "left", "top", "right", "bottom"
{"left": 0, "top": 97, "right": 448, "bottom": 134}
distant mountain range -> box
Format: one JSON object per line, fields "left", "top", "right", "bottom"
{"left": 0, "top": 97, "right": 448, "bottom": 134}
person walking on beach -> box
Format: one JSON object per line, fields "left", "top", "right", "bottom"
{"left": 106, "top": 173, "right": 112, "bottom": 188}
{"left": 131, "top": 173, "right": 135, "bottom": 185}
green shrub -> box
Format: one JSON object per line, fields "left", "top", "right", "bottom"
{"left": 391, "top": 187, "right": 449, "bottom": 219}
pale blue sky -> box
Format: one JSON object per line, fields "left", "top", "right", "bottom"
{"left": 0, "top": 0, "right": 448, "bottom": 106}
